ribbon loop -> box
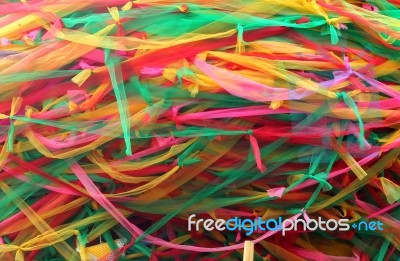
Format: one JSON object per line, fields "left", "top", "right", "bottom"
{"left": 306, "top": 172, "right": 333, "bottom": 191}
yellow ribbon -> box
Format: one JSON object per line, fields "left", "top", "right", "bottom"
{"left": 72, "top": 69, "right": 92, "bottom": 87}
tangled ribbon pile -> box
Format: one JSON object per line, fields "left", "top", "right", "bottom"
{"left": 0, "top": 0, "right": 399, "bottom": 260}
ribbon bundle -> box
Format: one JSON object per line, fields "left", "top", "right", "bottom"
{"left": 0, "top": 0, "right": 399, "bottom": 260}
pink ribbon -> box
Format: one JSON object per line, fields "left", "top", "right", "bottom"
{"left": 71, "top": 160, "right": 302, "bottom": 252}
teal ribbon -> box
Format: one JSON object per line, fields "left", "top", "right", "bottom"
{"left": 329, "top": 24, "right": 339, "bottom": 45}
{"left": 237, "top": 23, "right": 244, "bottom": 43}
{"left": 306, "top": 172, "right": 332, "bottom": 191}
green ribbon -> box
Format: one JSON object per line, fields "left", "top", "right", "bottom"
{"left": 237, "top": 23, "right": 244, "bottom": 43}
{"left": 105, "top": 48, "right": 132, "bottom": 156}
{"left": 7, "top": 117, "right": 15, "bottom": 152}
{"left": 337, "top": 91, "right": 366, "bottom": 149}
